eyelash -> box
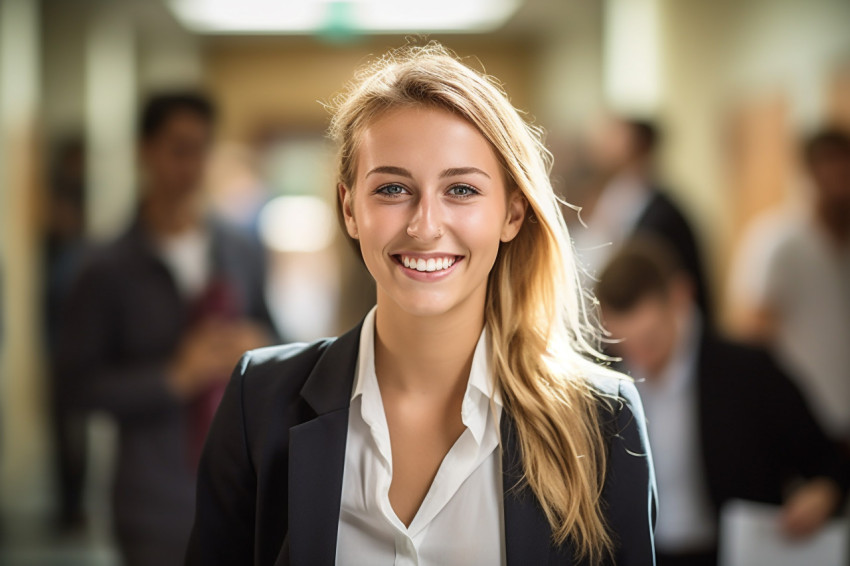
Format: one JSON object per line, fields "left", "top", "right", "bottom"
{"left": 375, "top": 183, "right": 408, "bottom": 197}
{"left": 374, "top": 183, "right": 480, "bottom": 199}
{"left": 447, "top": 184, "right": 479, "bottom": 198}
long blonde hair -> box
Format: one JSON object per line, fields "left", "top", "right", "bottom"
{"left": 328, "top": 42, "right": 617, "bottom": 563}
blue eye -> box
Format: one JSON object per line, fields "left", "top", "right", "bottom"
{"left": 376, "top": 183, "right": 408, "bottom": 196}
{"left": 448, "top": 184, "right": 478, "bottom": 197}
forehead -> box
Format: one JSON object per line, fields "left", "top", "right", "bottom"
{"left": 354, "top": 105, "right": 502, "bottom": 176}
{"left": 604, "top": 293, "right": 670, "bottom": 321}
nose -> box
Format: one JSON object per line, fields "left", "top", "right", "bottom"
{"left": 406, "top": 193, "right": 443, "bottom": 240}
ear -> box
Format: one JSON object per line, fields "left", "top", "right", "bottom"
{"left": 500, "top": 190, "right": 528, "bottom": 242}
{"left": 339, "top": 183, "right": 359, "bottom": 239}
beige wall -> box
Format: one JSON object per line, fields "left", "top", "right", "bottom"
{"left": 658, "top": 0, "right": 850, "bottom": 318}
{"left": 0, "top": 0, "right": 205, "bottom": 517}
{"left": 1, "top": 0, "right": 47, "bottom": 513}
{"left": 532, "top": 1, "right": 605, "bottom": 134}
{"left": 204, "top": 35, "right": 539, "bottom": 144}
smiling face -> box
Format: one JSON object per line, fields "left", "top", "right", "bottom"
{"left": 339, "top": 105, "right": 526, "bottom": 320}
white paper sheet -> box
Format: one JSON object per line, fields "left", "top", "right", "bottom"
{"left": 719, "top": 499, "right": 849, "bottom": 566}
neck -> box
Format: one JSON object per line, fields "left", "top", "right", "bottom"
{"left": 816, "top": 201, "right": 850, "bottom": 246}
{"left": 373, "top": 293, "right": 485, "bottom": 398}
{"left": 141, "top": 190, "right": 202, "bottom": 238}
{"left": 617, "top": 160, "right": 651, "bottom": 184}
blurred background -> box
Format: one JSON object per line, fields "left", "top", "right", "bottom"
{"left": 0, "top": 0, "right": 849, "bottom": 564}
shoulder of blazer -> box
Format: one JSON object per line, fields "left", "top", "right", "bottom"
{"left": 229, "top": 341, "right": 336, "bottom": 452}
{"left": 586, "top": 365, "right": 655, "bottom": 498}
{"left": 635, "top": 190, "right": 695, "bottom": 238}
{"left": 696, "top": 332, "right": 782, "bottom": 394}
{"left": 582, "top": 366, "right": 645, "bottom": 436}
{"left": 234, "top": 321, "right": 364, "bottom": 430}
{"left": 238, "top": 340, "right": 336, "bottom": 398}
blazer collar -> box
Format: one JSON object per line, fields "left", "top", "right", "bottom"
{"left": 693, "top": 330, "right": 726, "bottom": 512}
{"left": 299, "top": 321, "right": 363, "bottom": 415}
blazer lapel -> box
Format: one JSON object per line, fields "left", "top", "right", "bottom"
{"left": 287, "top": 323, "right": 362, "bottom": 566}
{"left": 501, "top": 415, "right": 561, "bottom": 565}
{"left": 694, "top": 332, "right": 724, "bottom": 512}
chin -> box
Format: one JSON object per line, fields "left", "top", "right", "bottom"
{"left": 378, "top": 282, "right": 473, "bottom": 320}
{"left": 388, "top": 293, "right": 459, "bottom": 319}
{"left": 371, "top": 258, "right": 489, "bottom": 320}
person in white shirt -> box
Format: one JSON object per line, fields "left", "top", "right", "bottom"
{"left": 728, "top": 128, "right": 850, "bottom": 445}
{"left": 574, "top": 117, "right": 712, "bottom": 319}
{"left": 188, "top": 43, "right": 656, "bottom": 566}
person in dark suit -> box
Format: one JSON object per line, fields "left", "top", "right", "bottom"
{"left": 595, "top": 238, "right": 848, "bottom": 566}
{"left": 579, "top": 117, "right": 711, "bottom": 320}
{"left": 44, "top": 136, "right": 90, "bottom": 531}
{"left": 187, "top": 44, "right": 656, "bottom": 565}
{"left": 56, "top": 92, "right": 277, "bottom": 566}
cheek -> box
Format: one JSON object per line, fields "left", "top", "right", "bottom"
{"left": 351, "top": 201, "right": 399, "bottom": 262}
{"left": 623, "top": 337, "right": 660, "bottom": 369}
{"left": 451, "top": 204, "right": 506, "bottom": 257}
{"left": 605, "top": 319, "right": 652, "bottom": 359}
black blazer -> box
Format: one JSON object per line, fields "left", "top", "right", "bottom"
{"left": 55, "top": 216, "right": 277, "bottom": 541}
{"left": 186, "top": 322, "right": 657, "bottom": 565}
{"left": 695, "top": 333, "right": 849, "bottom": 512}
{"left": 633, "top": 191, "right": 712, "bottom": 321}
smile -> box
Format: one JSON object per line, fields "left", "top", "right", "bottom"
{"left": 394, "top": 254, "right": 461, "bottom": 273}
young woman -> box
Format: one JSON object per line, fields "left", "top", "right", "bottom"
{"left": 187, "top": 44, "right": 656, "bottom": 566}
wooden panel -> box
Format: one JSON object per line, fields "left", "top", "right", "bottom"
{"left": 724, "top": 92, "right": 792, "bottom": 246}
{"left": 203, "top": 35, "right": 538, "bottom": 144}
{"left": 827, "top": 65, "right": 850, "bottom": 131}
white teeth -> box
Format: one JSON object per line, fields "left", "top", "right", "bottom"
{"left": 400, "top": 255, "right": 457, "bottom": 272}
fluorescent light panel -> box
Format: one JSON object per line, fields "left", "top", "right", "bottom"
{"left": 167, "top": 0, "right": 521, "bottom": 34}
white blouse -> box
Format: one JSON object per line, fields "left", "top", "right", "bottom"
{"left": 336, "top": 307, "right": 506, "bottom": 566}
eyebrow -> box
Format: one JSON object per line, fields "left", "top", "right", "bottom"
{"left": 440, "top": 167, "right": 491, "bottom": 179}
{"left": 365, "top": 165, "right": 491, "bottom": 179}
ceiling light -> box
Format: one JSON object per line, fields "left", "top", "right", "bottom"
{"left": 166, "top": 0, "right": 521, "bottom": 34}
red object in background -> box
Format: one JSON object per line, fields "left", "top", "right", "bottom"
{"left": 186, "top": 276, "right": 242, "bottom": 471}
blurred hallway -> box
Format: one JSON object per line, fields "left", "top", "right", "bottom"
{"left": 0, "top": 417, "right": 118, "bottom": 565}
{"left": 1, "top": 0, "right": 849, "bottom": 563}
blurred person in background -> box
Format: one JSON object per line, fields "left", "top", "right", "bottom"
{"left": 729, "top": 128, "right": 850, "bottom": 447}
{"left": 44, "top": 136, "right": 90, "bottom": 532}
{"left": 56, "top": 91, "right": 277, "bottom": 566}
{"left": 597, "top": 238, "right": 848, "bottom": 566}
{"left": 576, "top": 117, "right": 712, "bottom": 321}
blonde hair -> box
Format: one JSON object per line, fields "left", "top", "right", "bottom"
{"left": 328, "top": 42, "right": 617, "bottom": 563}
